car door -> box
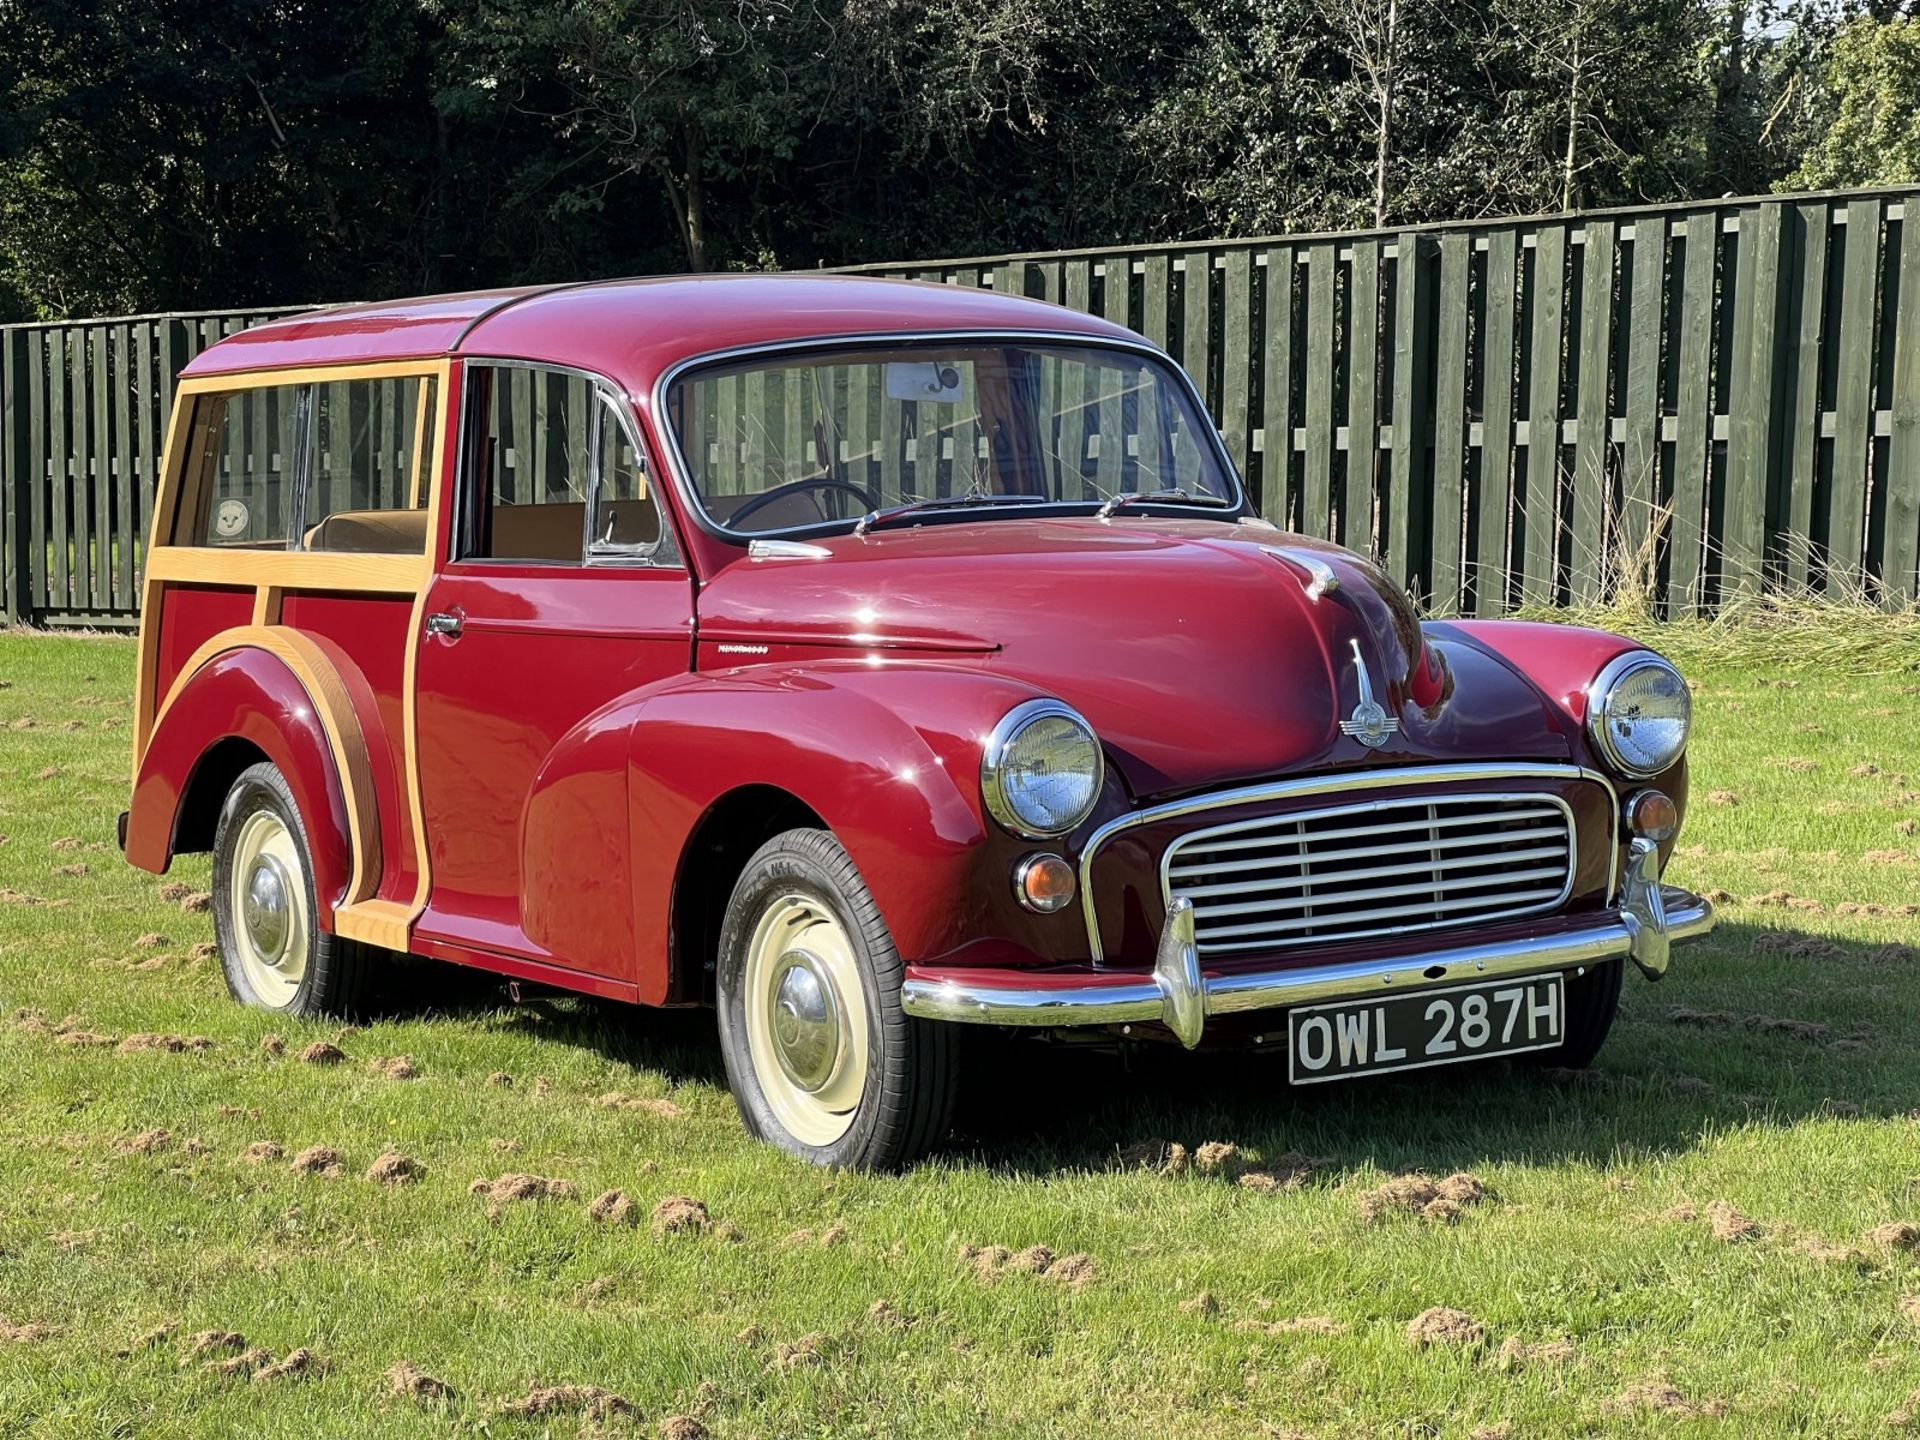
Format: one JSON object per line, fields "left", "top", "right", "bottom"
{"left": 412, "top": 360, "right": 693, "bottom": 985}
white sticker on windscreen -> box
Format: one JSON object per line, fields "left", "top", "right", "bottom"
{"left": 885, "top": 362, "right": 964, "bottom": 403}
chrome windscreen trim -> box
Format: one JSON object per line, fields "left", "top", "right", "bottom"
{"left": 1077, "top": 761, "right": 1616, "bottom": 963}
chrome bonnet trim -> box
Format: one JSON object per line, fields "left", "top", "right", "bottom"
{"left": 1077, "top": 762, "right": 1617, "bottom": 963}
{"left": 902, "top": 885, "right": 1716, "bottom": 1046}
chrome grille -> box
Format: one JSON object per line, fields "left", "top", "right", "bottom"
{"left": 1163, "top": 793, "right": 1576, "bottom": 954}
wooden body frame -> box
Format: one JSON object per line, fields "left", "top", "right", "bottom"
{"left": 132, "top": 360, "right": 452, "bottom": 948}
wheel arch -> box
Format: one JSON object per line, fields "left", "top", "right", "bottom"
{"left": 127, "top": 638, "right": 376, "bottom": 925}
{"left": 173, "top": 735, "right": 274, "bottom": 856}
{"left": 628, "top": 660, "right": 1062, "bottom": 1005}
{"left": 666, "top": 783, "right": 828, "bottom": 1005}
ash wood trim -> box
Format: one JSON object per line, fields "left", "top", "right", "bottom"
{"left": 148, "top": 625, "right": 383, "bottom": 908}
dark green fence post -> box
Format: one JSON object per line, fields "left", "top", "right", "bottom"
{"left": 2, "top": 328, "right": 25, "bottom": 623}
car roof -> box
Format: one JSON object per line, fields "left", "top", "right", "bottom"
{"left": 177, "top": 274, "right": 1140, "bottom": 386}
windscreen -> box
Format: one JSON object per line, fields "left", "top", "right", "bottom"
{"left": 665, "top": 341, "right": 1239, "bottom": 535}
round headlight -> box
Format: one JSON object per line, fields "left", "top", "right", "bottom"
{"left": 981, "top": 700, "right": 1104, "bottom": 838}
{"left": 1587, "top": 652, "right": 1691, "bottom": 778}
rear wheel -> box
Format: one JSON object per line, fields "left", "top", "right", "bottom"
{"left": 211, "top": 761, "right": 378, "bottom": 1018}
{"left": 715, "top": 828, "right": 958, "bottom": 1169}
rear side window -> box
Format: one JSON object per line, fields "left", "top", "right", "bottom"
{"left": 457, "top": 363, "right": 677, "bottom": 566}
{"left": 182, "top": 373, "right": 438, "bottom": 554}
{"left": 191, "top": 385, "right": 304, "bottom": 548}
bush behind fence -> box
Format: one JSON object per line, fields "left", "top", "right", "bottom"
{"left": 4, "top": 185, "right": 1917, "bottom": 627}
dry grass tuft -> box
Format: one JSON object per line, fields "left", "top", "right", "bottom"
{"left": 187, "top": 1330, "right": 248, "bottom": 1358}
{"left": 1495, "top": 1336, "right": 1575, "bottom": 1370}
{"left": 1405, "top": 1307, "right": 1485, "bottom": 1349}
{"left": 1234, "top": 1314, "right": 1347, "bottom": 1336}
{"left": 959, "top": 1240, "right": 1095, "bottom": 1287}
{"left": 1606, "top": 1376, "right": 1727, "bottom": 1418}
{"left": 650, "top": 1194, "right": 710, "bottom": 1236}
{"left": 1869, "top": 1221, "right": 1920, "bottom": 1252}
{"left": 116, "top": 1127, "right": 171, "bottom": 1155}
{"left": 1357, "top": 1171, "right": 1488, "bottom": 1223}
{"left": 252, "top": 1347, "right": 321, "bottom": 1383}
{"left": 289, "top": 1145, "right": 345, "bottom": 1178}
{"left": 588, "top": 1189, "right": 636, "bottom": 1226}
{"left": 1193, "top": 1140, "right": 1240, "bottom": 1174}
{"left": 365, "top": 1151, "right": 422, "bottom": 1186}
{"left": 384, "top": 1360, "right": 453, "bottom": 1401}
{"left": 496, "top": 1384, "right": 635, "bottom": 1421}
{"left": 596, "top": 1090, "right": 683, "bottom": 1117}
{"left": 116, "top": 1032, "right": 189, "bottom": 1054}
{"left": 471, "top": 1173, "right": 574, "bottom": 1203}
{"left": 770, "top": 1333, "right": 829, "bottom": 1370}
{"left": 1703, "top": 1199, "right": 1762, "bottom": 1242}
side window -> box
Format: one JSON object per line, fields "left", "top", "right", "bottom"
{"left": 191, "top": 385, "right": 305, "bottom": 548}
{"left": 183, "top": 374, "right": 437, "bottom": 554}
{"left": 460, "top": 363, "right": 676, "bottom": 566}
{"left": 302, "top": 376, "right": 435, "bottom": 554}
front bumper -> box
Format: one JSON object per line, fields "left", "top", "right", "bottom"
{"left": 902, "top": 838, "right": 1715, "bottom": 1048}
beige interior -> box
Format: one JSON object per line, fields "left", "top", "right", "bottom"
{"left": 302, "top": 508, "right": 432, "bottom": 554}
{"left": 492, "top": 502, "right": 587, "bottom": 560}
{"left": 302, "top": 502, "right": 591, "bottom": 560}
{"left": 300, "top": 500, "right": 666, "bottom": 561}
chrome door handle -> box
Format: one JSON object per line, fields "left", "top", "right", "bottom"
{"left": 425, "top": 611, "right": 463, "bottom": 638}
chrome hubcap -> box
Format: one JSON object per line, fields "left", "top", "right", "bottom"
{"left": 742, "top": 894, "right": 870, "bottom": 1147}
{"left": 770, "top": 949, "right": 841, "bottom": 1093}
{"left": 227, "top": 807, "right": 309, "bottom": 1009}
{"left": 242, "top": 853, "right": 293, "bottom": 966}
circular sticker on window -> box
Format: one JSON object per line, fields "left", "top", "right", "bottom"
{"left": 213, "top": 499, "right": 249, "bottom": 539}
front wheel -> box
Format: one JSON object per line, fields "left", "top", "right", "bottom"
{"left": 211, "top": 761, "right": 378, "bottom": 1018}
{"left": 715, "top": 829, "right": 958, "bottom": 1169}
{"left": 1528, "top": 958, "right": 1624, "bottom": 1070}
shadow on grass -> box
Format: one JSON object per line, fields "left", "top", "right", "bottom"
{"left": 380, "top": 916, "right": 1905, "bottom": 1177}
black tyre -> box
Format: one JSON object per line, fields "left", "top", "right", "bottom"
{"left": 1532, "top": 958, "right": 1624, "bottom": 1069}
{"left": 715, "top": 828, "right": 958, "bottom": 1169}
{"left": 210, "top": 761, "right": 379, "bottom": 1019}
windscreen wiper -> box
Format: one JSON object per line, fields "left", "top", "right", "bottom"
{"left": 1094, "top": 487, "right": 1235, "bottom": 518}
{"left": 853, "top": 489, "right": 1050, "bottom": 537}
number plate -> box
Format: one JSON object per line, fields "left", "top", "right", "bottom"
{"left": 1286, "top": 973, "right": 1565, "bottom": 1085}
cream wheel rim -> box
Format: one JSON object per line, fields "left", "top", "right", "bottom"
{"left": 228, "top": 808, "right": 309, "bottom": 1009}
{"left": 743, "top": 894, "right": 869, "bottom": 1147}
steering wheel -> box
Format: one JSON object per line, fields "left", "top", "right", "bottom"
{"left": 728, "top": 476, "right": 875, "bottom": 528}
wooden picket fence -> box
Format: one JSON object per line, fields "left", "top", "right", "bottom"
{"left": 4, "top": 184, "right": 1918, "bottom": 626}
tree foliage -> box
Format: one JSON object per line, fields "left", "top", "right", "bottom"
{"left": 1784, "top": 12, "right": 1920, "bottom": 188}
{"left": 0, "top": 0, "right": 1900, "bottom": 321}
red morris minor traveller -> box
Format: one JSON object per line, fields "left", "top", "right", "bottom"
{"left": 122, "top": 275, "right": 1714, "bottom": 1168}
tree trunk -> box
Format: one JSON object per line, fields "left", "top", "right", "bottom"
{"left": 1562, "top": 23, "right": 1583, "bottom": 212}
{"left": 682, "top": 121, "right": 708, "bottom": 272}
{"left": 1372, "top": 0, "right": 1399, "bottom": 228}
{"left": 1708, "top": 0, "right": 1748, "bottom": 188}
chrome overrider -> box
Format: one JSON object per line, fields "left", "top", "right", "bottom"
{"left": 900, "top": 840, "right": 1715, "bottom": 1049}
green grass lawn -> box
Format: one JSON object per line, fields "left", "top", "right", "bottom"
{"left": 1, "top": 621, "right": 1918, "bottom": 1438}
